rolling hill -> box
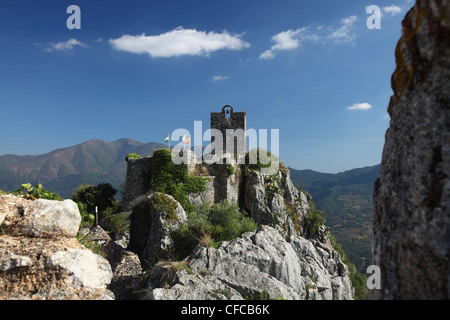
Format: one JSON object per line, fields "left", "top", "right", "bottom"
{"left": 0, "top": 138, "right": 166, "bottom": 198}
{"left": 290, "top": 164, "right": 380, "bottom": 273}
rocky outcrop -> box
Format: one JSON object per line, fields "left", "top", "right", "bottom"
{"left": 371, "top": 0, "right": 450, "bottom": 299}
{"left": 120, "top": 142, "right": 353, "bottom": 300}
{"left": 128, "top": 192, "right": 187, "bottom": 267}
{"left": 140, "top": 226, "right": 353, "bottom": 300}
{"left": 120, "top": 149, "right": 354, "bottom": 300}
{"left": 0, "top": 195, "right": 113, "bottom": 299}
{"left": 244, "top": 165, "right": 310, "bottom": 239}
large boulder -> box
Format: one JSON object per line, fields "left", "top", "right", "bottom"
{"left": 128, "top": 192, "right": 187, "bottom": 267}
{"left": 0, "top": 235, "right": 113, "bottom": 300}
{"left": 0, "top": 195, "right": 81, "bottom": 238}
{"left": 0, "top": 195, "right": 113, "bottom": 300}
{"left": 371, "top": 0, "right": 450, "bottom": 299}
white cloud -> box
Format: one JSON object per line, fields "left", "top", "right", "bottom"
{"left": 347, "top": 103, "right": 372, "bottom": 111}
{"left": 383, "top": 5, "right": 402, "bottom": 16}
{"left": 259, "top": 49, "right": 276, "bottom": 60}
{"left": 260, "top": 15, "right": 358, "bottom": 60}
{"left": 109, "top": 27, "right": 250, "bottom": 58}
{"left": 46, "top": 38, "right": 87, "bottom": 52}
{"left": 259, "top": 28, "right": 309, "bottom": 60}
{"left": 212, "top": 75, "right": 229, "bottom": 82}
{"left": 328, "top": 15, "right": 358, "bottom": 44}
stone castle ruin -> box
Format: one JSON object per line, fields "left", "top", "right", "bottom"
{"left": 122, "top": 105, "right": 248, "bottom": 211}
{"left": 118, "top": 105, "right": 354, "bottom": 300}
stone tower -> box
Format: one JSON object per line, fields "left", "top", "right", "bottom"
{"left": 210, "top": 105, "right": 247, "bottom": 159}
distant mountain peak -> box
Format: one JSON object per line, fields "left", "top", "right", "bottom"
{"left": 0, "top": 139, "right": 167, "bottom": 197}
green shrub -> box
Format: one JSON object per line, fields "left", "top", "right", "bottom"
{"left": 169, "top": 201, "right": 258, "bottom": 260}
{"left": 227, "top": 164, "right": 235, "bottom": 175}
{"left": 101, "top": 200, "right": 121, "bottom": 218}
{"left": 207, "top": 201, "right": 257, "bottom": 242}
{"left": 304, "top": 202, "right": 326, "bottom": 237}
{"left": 125, "top": 153, "right": 142, "bottom": 161}
{"left": 245, "top": 148, "right": 279, "bottom": 172}
{"left": 150, "top": 193, "right": 179, "bottom": 223}
{"left": 109, "top": 212, "right": 129, "bottom": 239}
{"left": 77, "top": 201, "right": 87, "bottom": 228}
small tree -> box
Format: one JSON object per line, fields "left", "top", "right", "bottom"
{"left": 72, "top": 182, "right": 117, "bottom": 219}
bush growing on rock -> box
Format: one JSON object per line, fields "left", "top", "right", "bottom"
{"left": 304, "top": 202, "right": 325, "bottom": 237}
{"left": 169, "top": 201, "right": 258, "bottom": 260}
{"left": 244, "top": 148, "right": 280, "bottom": 173}
{"left": 150, "top": 149, "right": 207, "bottom": 213}
{"left": 125, "top": 153, "right": 142, "bottom": 161}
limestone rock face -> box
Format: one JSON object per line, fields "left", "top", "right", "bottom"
{"left": 244, "top": 166, "right": 310, "bottom": 238}
{"left": 0, "top": 195, "right": 113, "bottom": 300}
{"left": 128, "top": 192, "right": 187, "bottom": 267}
{"left": 0, "top": 235, "right": 113, "bottom": 300}
{"left": 371, "top": 0, "right": 450, "bottom": 299}
{"left": 0, "top": 195, "right": 81, "bottom": 238}
{"left": 141, "top": 226, "right": 354, "bottom": 300}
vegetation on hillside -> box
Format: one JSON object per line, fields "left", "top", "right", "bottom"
{"left": 16, "top": 183, "right": 62, "bottom": 201}
{"left": 149, "top": 149, "right": 207, "bottom": 213}
{"left": 169, "top": 201, "right": 258, "bottom": 260}
{"left": 244, "top": 148, "right": 279, "bottom": 172}
{"left": 304, "top": 201, "right": 326, "bottom": 237}
{"left": 328, "top": 231, "right": 368, "bottom": 300}
{"left": 0, "top": 183, "right": 63, "bottom": 201}
{"left": 290, "top": 165, "right": 379, "bottom": 274}
{"left": 125, "top": 153, "right": 142, "bottom": 161}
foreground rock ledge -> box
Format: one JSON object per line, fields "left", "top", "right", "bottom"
{"left": 0, "top": 235, "right": 113, "bottom": 300}
{"left": 0, "top": 195, "right": 113, "bottom": 300}
{"left": 140, "top": 226, "right": 353, "bottom": 300}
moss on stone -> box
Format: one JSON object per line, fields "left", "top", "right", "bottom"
{"left": 150, "top": 149, "right": 207, "bottom": 213}
{"left": 125, "top": 153, "right": 142, "bottom": 161}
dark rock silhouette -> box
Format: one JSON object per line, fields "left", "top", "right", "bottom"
{"left": 371, "top": 0, "right": 450, "bottom": 299}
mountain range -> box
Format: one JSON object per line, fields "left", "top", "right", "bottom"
{"left": 0, "top": 139, "right": 166, "bottom": 198}
{"left": 0, "top": 138, "right": 378, "bottom": 272}
{"left": 290, "top": 164, "right": 380, "bottom": 272}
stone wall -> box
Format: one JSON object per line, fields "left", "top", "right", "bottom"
{"left": 122, "top": 152, "right": 242, "bottom": 211}
{"left": 371, "top": 0, "right": 450, "bottom": 299}
{"left": 122, "top": 157, "right": 153, "bottom": 211}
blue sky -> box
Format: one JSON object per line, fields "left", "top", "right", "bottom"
{"left": 0, "top": 0, "right": 413, "bottom": 173}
